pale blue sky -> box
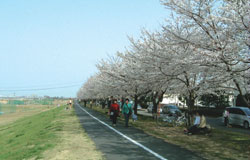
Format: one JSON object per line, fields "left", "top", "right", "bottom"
{"left": 0, "top": 0, "right": 168, "bottom": 97}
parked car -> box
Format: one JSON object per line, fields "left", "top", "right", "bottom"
{"left": 135, "top": 105, "right": 142, "bottom": 110}
{"left": 130, "top": 101, "right": 142, "bottom": 110}
{"left": 161, "top": 104, "right": 181, "bottom": 116}
{"left": 147, "top": 104, "right": 163, "bottom": 113}
{"left": 222, "top": 107, "right": 250, "bottom": 129}
{"left": 147, "top": 104, "right": 153, "bottom": 113}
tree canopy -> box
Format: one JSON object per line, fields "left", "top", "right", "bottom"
{"left": 77, "top": 0, "right": 250, "bottom": 108}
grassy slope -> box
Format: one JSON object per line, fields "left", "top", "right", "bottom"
{"left": 0, "top": 105, "right": 104, "bottom": 160}
{"left": 0, "top": 104, "right": 17, "bottom": 114}
{"left": 0, "top": 107, "right": 62, "bottom": 160}
{"left": 0, "top": 105, "right": 50, "bottom": 127}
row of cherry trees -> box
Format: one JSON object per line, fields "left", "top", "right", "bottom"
{"left": 77, "top": 0, "right": 250, "bottom": 113}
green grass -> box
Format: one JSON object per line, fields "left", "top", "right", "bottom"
{"left": 7, "top": 100, "right": 25, "bottom": 105}
{"left": 211, "top": 129, "right": 250, "bottom": 152}
{"left": 0, "top": 107, "right": 64, "bottom": 160}
{"left": 30, "top": 99, "right": 54, "bottom": 105}
{"left": 1, "top": 98, "right": 54, "bottom": 106}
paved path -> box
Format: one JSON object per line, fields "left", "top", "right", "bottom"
{"left": 74, "top": 102, "right": 204, "bottom": 160}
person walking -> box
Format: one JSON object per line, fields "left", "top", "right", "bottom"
{"left": 101, "top": 99, "right": 106, "bottom": 109}
{"left": 109, "top": 99, "right": 120, "bottom": 126}
{"left": 107, "top": 96, "right": 113, "bottom": 109}
{"left": 223, "top": 109, "right": 229, "bottom": 127}
{"left": 89, "top": 100, "right": 93, "bottom": 108}
{"left": 83, "top": 100, "right": 87, "bottom": 107}
{"left": 122, "top": 98, "right": 132, "bottom": 127}
{"left": 69, "top": 99, "right": 72, "bottom": 109}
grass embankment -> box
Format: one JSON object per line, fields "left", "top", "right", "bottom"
{"left": 0, "top": 104, "right": 17, "bottom": 114}
{"left": 0, "top": 105, "right": 50, "bottom": 126}
{"left": 86, "top": 104, "right": 250, "bottom": 160}
{"left": 0, "top": 105, "right": 104, "bottom": 160}
{"left": 0, "top": 107, "right": 61, "bottom": 160}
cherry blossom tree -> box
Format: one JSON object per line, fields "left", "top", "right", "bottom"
{"left": 78, "top": 0, "right": 250, "bottom": 115}
{"left": 161, "top": 0, "right": 250, "bottom": 106}
{"left": 96, "top": 55, "right": 153, "bottom": 114}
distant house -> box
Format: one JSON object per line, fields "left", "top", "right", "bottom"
{"left": 160, "top": 94, "right": 187, "bottom": 108}
{"left": 160, "top": 93, "right": 235, "bottom": 108}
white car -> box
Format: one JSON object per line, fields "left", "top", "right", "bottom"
{"left": 223, "top": 107, "right": 250, "bottom": 129}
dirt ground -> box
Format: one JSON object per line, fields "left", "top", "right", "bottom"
{"left": 41, "top": 109, "right": 104, "bottom": 160}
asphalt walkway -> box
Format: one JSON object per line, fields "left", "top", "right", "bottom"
{"left": 74, "top": 102, "right": 204, "bottom": 160}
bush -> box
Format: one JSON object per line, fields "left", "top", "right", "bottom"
{"left": 180, "top": 107, "right": 224, "bottom": 117}
{"left": 199, "top": 92, "right": 230, "bottom": 109}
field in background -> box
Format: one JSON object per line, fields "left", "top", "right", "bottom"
{"left": 0, "top": 98, "right": 68, "bottom": 115}
{"left": 0, "top": 104, "right": 17, "bottom": 115}
{"left": 0, "top": 98, "right": 65, "bottom": 126}
{"left": 0, "top": 104, "right": 51, "bottom": 126}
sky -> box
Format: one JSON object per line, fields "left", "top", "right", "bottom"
{"left": 0, "top": 0, "right": 168, "bottom": 97}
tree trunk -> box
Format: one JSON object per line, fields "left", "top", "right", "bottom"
{"left": 152, "top": 91, "right": 164, "bottom": 120}
{"left": 134, "top": 94, "right": 138, "bottom": 115}
{"left": 186, "top": 91, "right": 196, "bottom": 126}
{"left": 152, "top": 92, "right": 158, "bottom": 114}
{"left": 234, "top": 79, "right": 250, "bottom": 107}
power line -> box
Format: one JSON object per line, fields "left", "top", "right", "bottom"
{"left": 0, "top": 81, "right": 84, "bottom": 89}
{"left": 0, "top": 84, "right": 80, "bottom": 92}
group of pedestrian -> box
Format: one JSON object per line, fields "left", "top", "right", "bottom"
{"left": 109, "top": 98, "right": 133, "bottom": 127}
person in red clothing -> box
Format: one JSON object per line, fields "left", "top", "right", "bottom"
{"left": 109, "top": 99, "right": 120, "bottom": 126}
